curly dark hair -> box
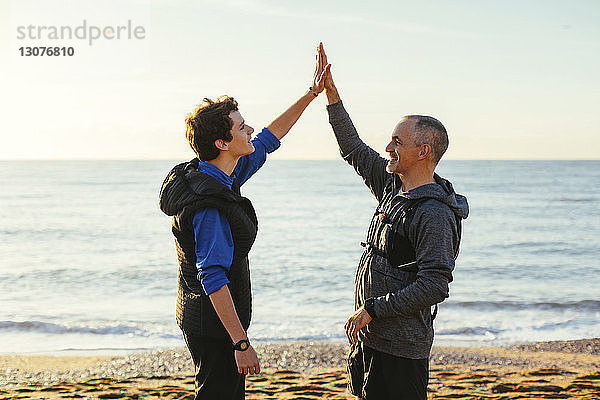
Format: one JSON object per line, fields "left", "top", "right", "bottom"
{"left": 185, "top": 96, "right": 239, "bottom": 161}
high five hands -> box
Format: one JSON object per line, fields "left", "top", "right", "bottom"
{"left": 313, "top": 43, "right": 340, "bottom": 104}
{"left": 311, "top": 42, "right": 332, "bottom": 95}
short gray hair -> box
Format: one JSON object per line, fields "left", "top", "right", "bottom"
{"left": 404, "top": 115, "right": 448, "bottom": 164}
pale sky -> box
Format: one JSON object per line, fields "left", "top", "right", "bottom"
{"left": 1, "top": 0, "right": 599, "bottom": 160}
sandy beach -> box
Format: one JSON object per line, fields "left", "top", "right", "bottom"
{"left": 1, "top": 339, "right": 598, "bottom": 399}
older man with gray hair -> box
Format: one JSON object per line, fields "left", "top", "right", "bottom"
{"left": 318, "top": 43, "right": 469, "bottom": 400}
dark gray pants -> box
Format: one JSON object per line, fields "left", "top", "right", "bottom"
{"left": 348, "top": 342, "right": 428, "bottom": 400}
{"left": 183, "top": 333, "right": 245, "bottom": 400}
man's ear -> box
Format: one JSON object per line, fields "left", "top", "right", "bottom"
{"left": 214, "top": 139, "right": 229, "bottom": 151}
{"left": 418, "top": 144, "right": 431, "bottom": 160}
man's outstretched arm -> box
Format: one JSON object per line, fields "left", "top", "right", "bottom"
{"left": 324, "top": 73, "right": 341, "bottom": 105}
{"left": 321, "top": 44, "right": 390, "bottom": 201}
{"left": 266, "top": 90, "right": 318, "bottom": 141}
{"left": 234, "top": 44, "right": 329, "bottom": 184}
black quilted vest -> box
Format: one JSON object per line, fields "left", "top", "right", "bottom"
{"left": 159, "top": 159, "right": 258, "bottom": 339}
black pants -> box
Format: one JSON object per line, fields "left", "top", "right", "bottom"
{"left": 183, "top": 332, "right": 245, "bottom": 400}
{"left": 348, "top": 342, "right": 429, "bottom": 400}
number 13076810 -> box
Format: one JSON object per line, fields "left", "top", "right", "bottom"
{"left": 19, "top": 47, "right": 75, "bottom": 56}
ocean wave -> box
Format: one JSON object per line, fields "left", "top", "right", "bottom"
{"left": 531, "top": 317, "right": 599, "bottom": 331}
{"left": 253, "top": 333, "right": 346, "bottom": 342}
{"left": 444, "top": 300, "right": 600, "bottom": 312}
{"left": 500, "top": 241, "right": 570, "bottom": 249}
{"left": 0, "top": 320, "right": 180, "bottom": 339}
{"left": 0, "top": 228, "right": 76, "bottom": 237}
{"left": 437, "top": 326, "right": 502, "bottom": 337}
{"left": 557, "top": 198, "right": 597, "bottom": 203}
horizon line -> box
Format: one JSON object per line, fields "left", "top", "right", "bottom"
{"left": 1, "top": 158, "right": 599, "bottom": 162}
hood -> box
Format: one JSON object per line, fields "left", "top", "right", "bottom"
{"left": 158, "top": 159, "right": 235, "bottom": 216}
{"left": 403, "top": 173, "right": 469, "bottom": 219}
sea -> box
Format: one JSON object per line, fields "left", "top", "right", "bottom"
{"left": 0, "top": 160, "right": 598, "bottom": 355}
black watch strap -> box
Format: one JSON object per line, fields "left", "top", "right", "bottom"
{"left": 233, "top": 339, "right": 250, "bottom": 351}
{"left": 364, "top": 298, "right": 377, "bottom": 319}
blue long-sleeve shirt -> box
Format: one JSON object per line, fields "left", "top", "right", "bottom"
{"left": 192, "top": 127, "right": 280, "bottom": 295}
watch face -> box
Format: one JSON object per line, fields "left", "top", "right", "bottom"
{"left": 240, "top": 342, "right": 248, "bottom": 351}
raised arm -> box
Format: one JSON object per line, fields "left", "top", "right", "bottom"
{"left": 233, "top": 44, "right": 330, "bottom": 184}
{"left": 321, "top": 44, "right": 390, "bottom": 201}
{"left": 266, "top": 43, "right": 331, "bottom": 140}
{"left": 266, "top": 91, "right": 316, "bottom": 140}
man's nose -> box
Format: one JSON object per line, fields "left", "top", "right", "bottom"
{"left": 248, "top": 126, "right": 255, "bottom": 135}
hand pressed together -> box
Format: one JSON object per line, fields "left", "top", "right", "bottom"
{"left": 315, "top": 42, "right": 340, "bottom": 104}
{"left": 311, "top": 42, "right": 331, "bottom": 94}
{"left": 317, "top": 42, "right": 335, "bottom": 91}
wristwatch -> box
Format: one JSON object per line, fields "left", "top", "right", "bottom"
{"left": 233, "top": 339, "right": 250, "bottom": 352}
{"left": 364, "top": 298, "right": 377, "bottom": 319}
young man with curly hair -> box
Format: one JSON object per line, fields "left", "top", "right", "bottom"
{"left": 159, "top": 47, "right": 330, "bottom": 399}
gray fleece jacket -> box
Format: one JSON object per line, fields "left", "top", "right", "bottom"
{"left": 328, "top": 101, "right": 469, "bottom": 359}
